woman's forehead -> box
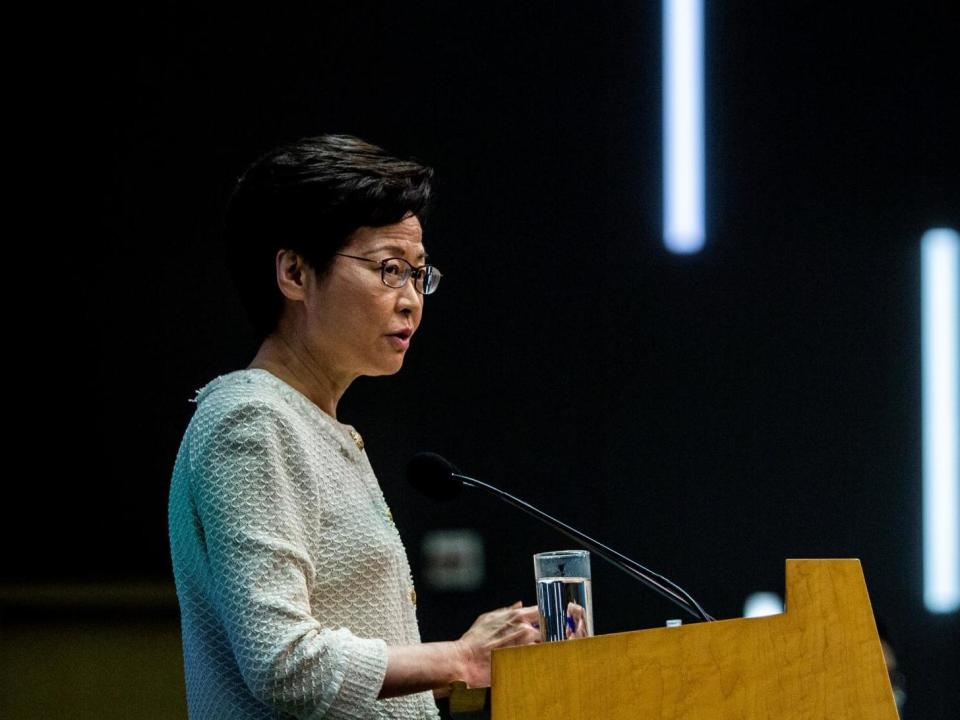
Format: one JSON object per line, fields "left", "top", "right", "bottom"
{"left": 346, "top": 216, "right": 426, "bottom": 259}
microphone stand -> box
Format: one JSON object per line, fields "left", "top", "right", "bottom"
{"left": 454, "top": 472, "right": 715, "bottom": 622}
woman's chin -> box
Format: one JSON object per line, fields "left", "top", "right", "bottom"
{"left": 365, "top": 357, "right": 406, "bottom": 377}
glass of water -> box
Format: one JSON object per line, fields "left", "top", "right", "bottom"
{"left": 533, "top": 550, "right": 593, "bottom": 641}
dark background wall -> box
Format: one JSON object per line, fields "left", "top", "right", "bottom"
{"left": 5, "top": 1, "right": 957, "bottom": 718}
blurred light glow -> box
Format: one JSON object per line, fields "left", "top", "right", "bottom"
{"left": 743, "top": 591, "right": 784, "bottom": 618}
{"left": 664, "top": 0, "right": 705, "bottom": 254}
{"left": 922, "top": 228, "right": 960, "bottom": 614}
{"left": 421, "top": 529, "right": 485, "bottom": 591}
{"left": 743, "top": 592, "right": 783, "bottom": 617}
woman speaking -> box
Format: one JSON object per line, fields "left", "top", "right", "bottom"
{"left": 168, "top": 135, "right": 540, "bottom": 719}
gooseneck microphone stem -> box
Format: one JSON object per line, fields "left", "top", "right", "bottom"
{"left": 454, "top": 473, "right": 715, "bottom": 622}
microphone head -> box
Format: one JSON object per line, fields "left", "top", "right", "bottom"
{"left": 406, "top": 452, "right": 463, "bottom": 500}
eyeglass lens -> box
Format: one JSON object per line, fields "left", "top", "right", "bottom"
{"left": 381, "top": 258, "right": 440, "bottom": 294}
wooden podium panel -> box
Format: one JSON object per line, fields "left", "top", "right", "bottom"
{"left": 491, "top": 559, "right": 897, "bottom": 719}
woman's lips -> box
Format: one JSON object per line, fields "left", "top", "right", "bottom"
{"left": 387, "top": 333, "right": 411, "bottom": 350}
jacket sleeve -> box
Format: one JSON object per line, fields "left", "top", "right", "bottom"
{"left": 188, "top": 398, "right": 388, "bottom": 720}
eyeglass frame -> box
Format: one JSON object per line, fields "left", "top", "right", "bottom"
{"left": 335, "top": 253, "right": 442, "bottom": 295}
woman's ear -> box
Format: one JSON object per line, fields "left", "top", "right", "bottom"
{"left": 275, "top": 249, "right": 308, "bottom": 301}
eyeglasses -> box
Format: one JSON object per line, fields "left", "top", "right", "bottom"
{"left": 336, "top": 253, "right": 443, "bottom": 295}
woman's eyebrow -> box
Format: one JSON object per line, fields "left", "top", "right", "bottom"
{"left": 371, "top": 244, "right": 429, "bottom": 262}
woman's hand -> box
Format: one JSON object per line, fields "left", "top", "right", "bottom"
{"left": 566, "top": 602, "right": 588, "bottom": 638}
{"left": 381, "top": 602, "right": 541, "bottom": 698}
{"left": 454, "top": 601, "right": 542, "bottom": 688}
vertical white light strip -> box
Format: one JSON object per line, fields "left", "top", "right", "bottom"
{"left": 664, "top": 0, "right": 705, "bottom": 254}
{"left": 922, "top": 227, "right": 960, "bottom": 613}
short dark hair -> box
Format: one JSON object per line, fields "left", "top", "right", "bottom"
{"left": 223, "top": 134, "right": 434, "bottom": 341}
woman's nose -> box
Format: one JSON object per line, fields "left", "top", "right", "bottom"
{"left": 396, "top": 280, "right": 422, "bottom": 314}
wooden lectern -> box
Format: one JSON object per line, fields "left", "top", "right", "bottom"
{"left": 491, "top": 559, "right": 898, "bottom": 719}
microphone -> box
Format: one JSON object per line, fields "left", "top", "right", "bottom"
{"left": 406, "top": 452, "right": 714, "bottom": 622}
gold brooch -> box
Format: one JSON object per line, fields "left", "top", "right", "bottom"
{"left": 348, "top": 429, "right": 364, "bottom": 451}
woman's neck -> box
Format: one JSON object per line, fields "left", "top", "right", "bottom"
{"left": 247, "top": 333, "right": 353, "bottom": 420}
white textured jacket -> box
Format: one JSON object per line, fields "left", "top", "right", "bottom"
{"left": 168, "top": 369, "right": 438, "bottom": 720}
